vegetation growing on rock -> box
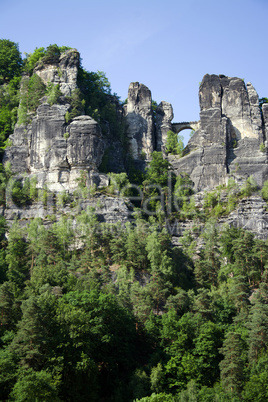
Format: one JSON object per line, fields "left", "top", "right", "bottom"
{"left": 0, "top": 39, "right": 268, "bottom": 401}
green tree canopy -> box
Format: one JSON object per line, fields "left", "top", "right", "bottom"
{"left": 145, "top": 151, "right": 171, "bottom": 187}
{"left": 0, "top": 39, "right": 22, "bottom": 84}
{"left": 165, "top": 130, "right": 184, "bottom": 156}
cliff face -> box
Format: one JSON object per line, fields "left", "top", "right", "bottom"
{"left": 3, "top": 51, "right": 268, "bottom": 238}
{"left": 34, "top": 49, "right": 79, "bottom": 96}
{"left": 171, "top": 74, "right": 268, "bottom": 190}
{"left": 124, "top": 82, "right": 174, "bottom": 159}
{"left": 4, "top": 104, "right": 104, "bottom": 192}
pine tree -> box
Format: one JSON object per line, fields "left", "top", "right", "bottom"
{"left": 219, "top": 331, "right": 244, "bottom": 395}
{"left": 0, "top": 280, "right": 20, "bottom": 335}
{"left": 247, "top": 284, "right": 268, "bottom": 364}
{"left": 5, "top": 221, "right": 28, "bottom": 294}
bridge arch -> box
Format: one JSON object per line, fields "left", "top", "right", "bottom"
{"left": 171, "top": 121, "right": 200, "bottom": 135}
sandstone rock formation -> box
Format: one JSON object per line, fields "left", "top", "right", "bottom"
{"left": 155, "top": 101, "right": 174, "bottom": 152}
{"left": 3, "top": 52, "right": 268, "bottom": 239}
{"left": 124, "top": 82, "right": 155, "bottom": 159}
{"left": 263, "top": 103, "right": 268, "bottom": 141}
{"left": 171, "top": 74, "right": 268, "bottom": 190}
{"left": 4, "top": 103, "right": 104, "bottom": 192}
{"left": 34, "top": 49, "right": 79, "bottom": 96}
{"left": 124, "top": 83, "right": 174, "bottom": 158}
{"left": 4, "top": 192, "right": 132, "bottom": 227}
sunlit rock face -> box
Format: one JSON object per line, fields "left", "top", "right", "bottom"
{"left": 4, "top": 104, "right": 104, "bottom": 192}
{"left": 3, "top": 62, "right": 268, "bottom": 238}
{"left": 125, "top": 82, "right": 155, "bottom": 159}
{"left": 34, "top": 49, "right": 79, "bottom": 96}
{"left": 171, "top": 74, "right": 268, "bottom": 191}
{"left": 124, "top": 82, "right": 174, "bottom": 158}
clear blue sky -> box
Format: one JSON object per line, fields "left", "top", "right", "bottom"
{"left": 1, "top": 0, "right": 267, "bottom": 143}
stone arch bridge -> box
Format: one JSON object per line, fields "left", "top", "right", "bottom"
{"left": 172, "top": 121, "right": 200, "bottom": 134}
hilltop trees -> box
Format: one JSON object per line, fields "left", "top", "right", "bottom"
{"left": 0, "top": 39, "right": 22, "bottom": 84}
{"left": 0, "top": 40, "right": 22, "bottom": 151}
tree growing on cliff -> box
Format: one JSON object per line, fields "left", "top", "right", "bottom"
{"left": 165, "top": 130, "right": 184, "bottom": 156}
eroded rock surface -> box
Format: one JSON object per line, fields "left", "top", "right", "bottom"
{"left": 3, "top": 64, "right": 268, "bottom": 240}
{"left": 34, "top": 49, "right": 79, "bottom": 96}
{"left": 4, "top": 193, "right": 132, "bottom": 227}
{"left": 124, "top": 82, "right": 155, "bottom": 159}
{"left": 155, "top": 101, "right": 174, "bottom": 152}
{"left": 4, "top": 104, "right": 104, "bottom": 192}
{"left": 171, "top": 74, "right": 268, "bottom": 190}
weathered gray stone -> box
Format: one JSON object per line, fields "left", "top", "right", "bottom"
{"left": 199, "top": 74, "right": 222, "bottom": 111}
{"left": 220, "top": 76, "right": 261, "bottom": 141}
{"left": 4, "top": 105, "right": 104, "bottom": 192}
{"left": 4, "top": 193, "right": 132, "bottom": 227}
{"left": 67, "top": 116, "right": 104, "bottom": 168}
{"left": 155, "top": 101, "right": 174, "bottom": 152}
{"left": 171, "top": 74, "right": 268, "bottom": 191}
{"left": 247, "top": 82, "right": 263, "bottom": 138}
{"left": 169, "top": 194, "right": 268, "bottom": 242}
{"left": 225, "top": 195, "right": 268, "bottom": 240}
{"left": 30, "top": 103, "right": 68, "bottom": 171}
{"left": 263, "top": 103, "right": 268, "bottom": 142}
{"left": 34, "top": 49, "right": 79, "bottom": 96}
{"left": 125, "top": 82, "right": 155, "bottom": 159}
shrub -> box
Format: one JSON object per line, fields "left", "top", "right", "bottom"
{"left": 108, "top": 172, "right": 131, "bottom": 196}
{"left": 240, "top": 176, "right": 258, "bottom": 197}
{"left": 260, "top": 143, "right": 266, "bottom": 153}
{"left": 261, "top": 180, "right": 268, "bottom": 201}
{"left": 46, "top": 83, "right": 62, "bottom": 106}
{"left": 23, "top": 47, "right": 46, "bottom": 74}
{"left": 56, "top": 191, "right": 71, "bottom": 207}
{"left": 17, "top": 74, "right": 46, "bottom": 125}
{"left": 204, "top": 191, "right": 219, "bottom": 209}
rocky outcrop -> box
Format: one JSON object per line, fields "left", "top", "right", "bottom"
{"left": 170, "top": 195, "right": 268, "bottom": 242}
{"left": 124, "top": 82, "right": 155, "bottom": 159}
{"left": 4, "top": 103, "right": 104, "bottom": 192}
{"left": 34, "top": 49, "right": 79, "bottom": 96}
{"left": 222, "top": 195, "right": 268, "bottom": 240}
{"left": 124, "top": 83, "right": 175, "bottom": 158}
{"left": 263, "top": 103, "right": 268, "bottom": 141}
{"left": 155, "top": 101, "right": 174, "bottom": 152}
{"left": 4, "top": 193, "right": 132, "bottom": 227}
{"left": 3, "top": 58, "right": 268, "bottom": 241}
{"left": 171, "top": 74, "right": 268, "bottom": 191}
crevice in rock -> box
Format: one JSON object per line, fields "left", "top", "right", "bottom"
{"left": 65, "top": 156, "right": 71, "bottom": 169}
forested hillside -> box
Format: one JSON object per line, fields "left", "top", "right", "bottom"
{"left": 0, "top": 40, "right": 268, "bottom": 402}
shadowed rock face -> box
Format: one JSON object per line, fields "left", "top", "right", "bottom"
{"left": 263, "top": 104, "right": 268, "bottom": 140}
{"left": 171, "top": 74, "right": 268, "bottom": 191}
{"left": 155, "top": 101, "right": 174, "bottom": 152}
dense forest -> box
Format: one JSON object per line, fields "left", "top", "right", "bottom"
{"left": 0, "top": 40, "right": 268, "bottom": 401}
